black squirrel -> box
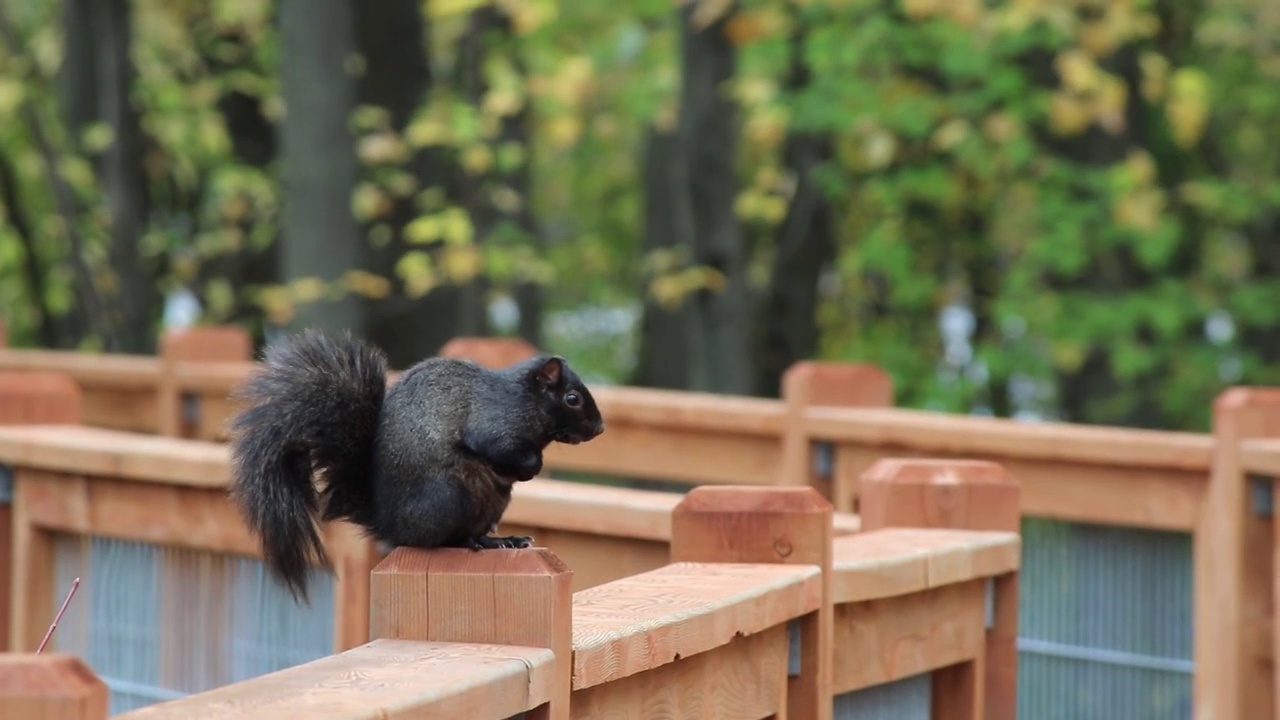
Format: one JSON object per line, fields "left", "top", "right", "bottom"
{"left": 226, "top": 328, "right": 605, "bottom": 601}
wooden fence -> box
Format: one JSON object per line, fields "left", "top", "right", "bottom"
{"left": 1, "top": 474, "right": 1022, "bottom": 720}
{"left": 1, "top": 326, "right": 1278, "bottom": 718}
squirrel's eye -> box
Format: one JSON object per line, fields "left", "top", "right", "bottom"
{"left": 564, "top": 392, "right": 582, "bottom": 408}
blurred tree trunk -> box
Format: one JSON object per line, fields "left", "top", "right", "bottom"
{"left": 453, "top": 5, "right": 537, "bottom": 345}
{"left": 670, "top": 1, "right": 752, "bottom": 394}
{"left": 193, "top": 13, "right": 281, "bottom": 345}
{"left": 1043, "top": 44, "right": 1165, "bottom": 428}
{"left": 277, "top": 0, "right": 365, "bottom": 336}
{"left": 633, "top": 127, "right": 691, "bottom": 389}
{"left": 92, "top": 0, "right": 159, "bottom": 352}
{"left": 47, "top": 0, "right": 157, "bottom": 351}
{"left": 753, "top": 25, "right": 834, "bottom": 397}
{"left": 352, "top": 0, "right": 458, "bottom": 365}
{"left": 47, "top": 0, "right": 98, "bottom": 349}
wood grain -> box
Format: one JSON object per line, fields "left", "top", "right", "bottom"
{"left": 571, "top": 561, "right": 819, "bottom": 690}
{"left": 110, "top": 639, "right": 553, "bottom": 720}
{"left": 569, "top": 624, "right": 789, "bottom": 720}
{"left": 831, "top": 528, "right": 1019, "bottom": 604}
{"left": 1197, "top": 387, "right": 1280, "bottom": 720}
{"left": 833, "top": 579, "right": 987, "bottom": 695}
{"left": 0, "top": 653, "right": 108, "bottom": 720}
{"left": 369, "top": 547, "right": 573, "bottom": 720}
{"left": 0, "top": 426, "right": 228, "bottom": 487}
{"left": 1241, "top": 438, "right": 1280, "bottom": 477}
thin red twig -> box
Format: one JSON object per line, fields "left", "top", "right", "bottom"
{"left": 36, "top": 577, "right": 80, "bottom": 654}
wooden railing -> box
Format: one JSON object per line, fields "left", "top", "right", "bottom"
{"left": 0, "top": 422, "right": 863, "bottom": 655}
{"left": 2, "top": 328, "right": 1279, "bottom": 719}
{"left": 0, "top": 473, "right": 1022, "bottom": 720}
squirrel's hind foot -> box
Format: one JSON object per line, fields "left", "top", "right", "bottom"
{"left": 463, "top": 534, "right": 535, "bottom": 551}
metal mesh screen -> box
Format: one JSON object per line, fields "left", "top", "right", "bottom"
{"left": 1017, "top": 517, "right": 1193, "bottom": 720}
{"left": 833, "top": 671, "right": 932, "bottom": 719}
{"left": 50, "top": 533, "right": 335, "bottom": 714}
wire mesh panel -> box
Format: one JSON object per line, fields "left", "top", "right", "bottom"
{"left": 1018, "top": 517, "right": 1193, "bottom": 720}
{"left": 832, "top": 671, "right": 931, "bottom": 720}
{"left": 50, "top": 533, "right": 335, "bottom": 714}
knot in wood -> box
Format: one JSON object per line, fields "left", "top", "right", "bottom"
{"left": 772, "top": 538, "right": 793, "bottom": 558}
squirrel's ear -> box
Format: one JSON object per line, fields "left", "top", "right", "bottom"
{"left": 536, "top": 356, "right": 564, "bottom": 388}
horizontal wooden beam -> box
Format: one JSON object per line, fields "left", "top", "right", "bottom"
{"left": 0, "top": 426, "right": 227, "bottom": 488}
{"left": 831, "top": 528, "right": 1019, "bottom": 605}
{"left": 808, "top": 406, "right": 1213, "bottom": 471}
{"left": 833, "top": 579, "right": 987, "bottom": 695}
{"left": 110, "top": 639, "right": 554, "bottom": 720}
{"left": 1240, "top": 438, "right": 1280, "bottom": 477}
{"left": 570, "top": 561, "right": 820, "bottom": 690}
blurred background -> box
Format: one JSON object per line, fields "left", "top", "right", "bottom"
{"left": 1, "top": 0, "right": 1277, "bottom": 432}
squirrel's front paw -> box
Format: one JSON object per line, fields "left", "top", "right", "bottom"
{"left": 465, "top": 534, "right": 535, "bottom": 550}
{"left": 493, "top": 534, "right": 534, "bottom": 549}
{"left": 514, "top": 451, "right": 542, "bottom": 481}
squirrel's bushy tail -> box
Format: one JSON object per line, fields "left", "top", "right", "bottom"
{"left": 227, "top": 329, "right": 387, "bottom": 602}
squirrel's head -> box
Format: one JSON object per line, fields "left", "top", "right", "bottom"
{"left": 527, "top": 355, "right": 605, "bottom": 446}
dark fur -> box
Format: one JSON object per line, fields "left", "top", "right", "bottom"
{"left": 227, "top": 329, "right": 605, "bottom": 602}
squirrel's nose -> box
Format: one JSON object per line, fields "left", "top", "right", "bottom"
{"left": 592, "top": 421, "right": 605, "bottom": 437}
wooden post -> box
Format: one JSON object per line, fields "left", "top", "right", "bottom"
{"left": 779, "top": 360, "right": 893, "bottom": 507}
{"left": 438, "top": 336, "right": 538, "bottom": 369}
{"left": 0, "top": 373, "right": 82, "bottom": 652}
{"left": 156, "top": 325, "right": 252, "bottom": 437}
{"left": 1197, "top": 388, "right": 1280, "bottom": 720}
{"left": 0, "top": 653, "right": 107, "bottom": 719}
{"left": 859, "top": 458, "right": 1022, "bottom": 720}
{"left": 671, "top": 485, "right": 834, "bottom": 720}
{"left": 369, "top": 547, "right": 574, "bottom": 720}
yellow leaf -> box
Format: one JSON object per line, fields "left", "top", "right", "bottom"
{"left": 1079, "top": 21, "right": 1116, "bottom": 58}
{"left": 745, "top": 106, "right": 788, "bottom": 148}
{"left": 733, "top": 76, "right": 778, "bottom": 106}
{"left": 395, "top": 251, "right": 437, "bottom": 297}
{"left": 1118, "top": 149, "right": 1157, "bottom": 188}
{"left": 1050, "top": 340, "right": 1087, "bottom": 372}
{"left": 901, "top": 0, "right": 940, "bottom": 21}
{"left": 862, "top": 129, "right": 897, "bottom": 170}
{"left": 342, "top": 270, "right": 392, "bottom": 299}
{"left": 204, "top": 277, "right": 236, "bottom": 318}
{"left": 289, "top": 276, "right": 327, "bottom": 304}
{"left": 546, "top": 115, "right": 582, "bottom": 149}
{"left": 441, "top": 244, "right": 482, "bottom": 283}
{"left": 405, "top": 216, "right": 442, "bottom": 244}
{"left": 257, "top": 286, "right": 295, "bottom": 325}
{"left": 483, "top": 88, "right": 525, "bottom": 118}
{"left": 358, "top": 132, "right": 410, "bottom": 165}
{"left": 439, "top": 208, "right": 474, "bottom": 245}
{"left": 1048, "top": 91, "right": 1092, "bottom": 136}
{"left": 428, "top": 0, "right": 490, "bottom": 19}
{"left": 1112, "top": 187, "right": 1165, "bottom": 232}
{"left": 1056, "top": 49, "right": 1100, "bottom": 93}
{"left": 690, "top": 0, "right": 735, "bottom": 29}
{"left": 0, "top": 80, "right": 24, "bottom": 117}
{"left": 405, "top": 118, "right": 451, "bottom": 148}
{"left": 725, "top": 8, "right": 788, "bottom": 46}
{"left": 1093, "top": 74, "right": 1129, "bottom": 134}
{"left": 1139, "top": 52, "right": 1169, "bottom": 102}
{"left": 946, "top": 0, "right": 984, "bottom": 27}
{"left": 981, "top": 112, "right": 1021, "bottom": 143}
{"left": 1166, "top": 67, "right": 1210, "bottom": 149}
{"left": 649, "top": 274, "right": 686, "bottom": 310}
{"left": 930, "top": 118, "right": 971, "bottom": 152}
{"left": 352, "top": 183, "right": 392, "bottom": 222}
{"left": 461, "top": 144, "right": 495, "bottom": 175}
